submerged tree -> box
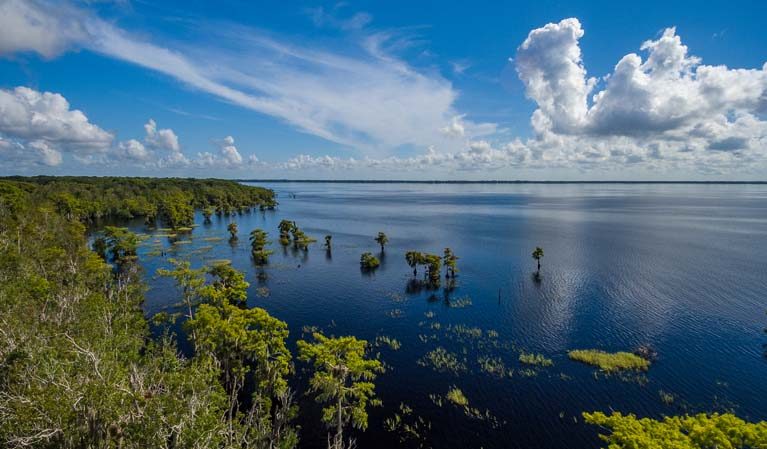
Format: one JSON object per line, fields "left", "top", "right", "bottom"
{"left": 532, "top": 246, "right": 544, "bottom": 275}
{"left": 423, "top": 254, "right": 442, "bottom": 285}
{"left": 250, "top": 228, "right": 274, "bottom": 265}
{"left": 291, "top": 226, "right": 316, "bottom": 250}
{"left": 375, "top": 232, "right": 389, "bottom": 252}
{"left": 360, "top": 252, "right": 380, "bottom": 270}
{"left": 324, "top": 235, "right": 333, "bottom": 250}
{"left": 278, "top": 220, "right": 296, "bottom": 245}
{"left": 202, "top": 206, "right": 213, "bottom": 223}
{"left": 405, "top": 251, "right": 423, "bottom": 277}
{"left": 228, "top": 222, "right": 239, "bottom": 240}
{"left": 443, "top": 248, "right": 459, "bottom": 278}
{"left": 298, "top": 333, "right": 383, "bottom": 449}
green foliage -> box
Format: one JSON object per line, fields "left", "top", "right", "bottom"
{"left": 249, "top": 228, "right": 274, "bottom": 265}
{"left": 404, "top": 251, "right": 441, "bottom": 284}
{"left": 583, "top": 411, "right": 767, "bottom": 449}
{"left": 417, "top": 347, "right": 466, "bottom": 375}
{"left": 375, "top": 232, "right": 389, "bottom": 251}
{"left": 519, "top": 352, "right": 554, "bottom": 367}
{"left": 360, "top": 252, "right": 380, "bottom": 270}
{"left": 0, "top": 176, "right": 275, "bottom": 226}
{"left": 443, "top": 247, "right": 459, "bottom": 278}
{"left": 297, "top": 332, "right": 383, "bottom": 446}
{"left": 532, "top": 246, "right": 544, "bottom": 272}
{"left": 568, "top": 349, "right": 650, "bottom": 372}
{"left": 201, "top": 262, "right": 250, "bottom": 307}
{"left": 102, "top": 226, "right": 140, "bottom": 263}
{"left": 227, "top": 222, "right": 238, "bottom": 239}
{"left": 278, "top": 220, "right": 295, "bottom": 245}
{"left": 446, "top": 387, "right": 469, "bottom": 407}
{"left": 290, "top": 224, "right": 316, "bottom": 250}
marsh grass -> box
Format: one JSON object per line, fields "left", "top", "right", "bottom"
{"left": 519, "top": 352, "right": 554, "bottom": 367}
{"left": 446, "top": 387, "right": 469, "bottom": 407}
{"left": 568, "top": 349, "right": 650, "bottom": 372}
{"left": 478, "top": 355, "right": 510, "bottom": 378}
{"left": 447, "top": 296, "right": 472, "bottom": 308}
{"left": 375, "top": 336, "right": 402, "bottom": 351}
{"left": 417, "top": 347, "right": 466, "bottom": 375}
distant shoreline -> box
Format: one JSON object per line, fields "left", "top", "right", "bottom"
{"left": 238, "top": 179, "right": 767, "bottom": 185}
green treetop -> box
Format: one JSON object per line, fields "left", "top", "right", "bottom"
{"left": 249, "top": 229, "right": 274, "bottom": 265}
{"left": 298, "top": 332, "right": 383, "bottom": 449}
{"left": 227, "top": 222, "right": 239, "bottom": 239}
{"left": 374, "top": 232, "right": 389, "bottom": 252}
{"left": 532, "top": 246, "right": 544, "bottom": 274}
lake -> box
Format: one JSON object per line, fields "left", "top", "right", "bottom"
{"left": 135, "top": 182, "right": 767, "bottom": 449}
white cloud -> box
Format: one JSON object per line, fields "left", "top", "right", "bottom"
{"left": 143, "top": 118, "right": 180, "bottom": 152}
{"left": 0, "top": 86, "right": 113, "bottom": 167}
{"left": 193, "top": 135, "right": 250, "bottom": 169}
{"left": 0, "top": 0, "right": 494, "bottom": 155}
{"left": 0, "top": 0, "right": 85, "bottom": 58}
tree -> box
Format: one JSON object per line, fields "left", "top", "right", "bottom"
{"left": 360, "top": 252, "right": 380, "bottom": 270}
{"left": 324, "top": 235, "right": 332, "bottom": 250}
{"left": 423, "top": 254, "right": 442, "bottom": 285}
{"left": 278, "top": 220, "right": 295, "bottom": 245}
{"left": 202, "top": 206, "right": 213, "bottom": 223}
{"left": 103, "top": 226, "right": 140, "bottom": 264}
{"left": 374, "top": 232, "right": 389, "bottom": 252}
{"left": 189, "top": 302, "right": 295, "bottom": 448}
{"left": 583, "top": 411, "right": 767, "bottom": 449}
{"left": 532, "top": 246, "right": 544, "bottom": 274}
{"left": 405, "top": 251, "right": 422, "bottom": 277}
{"left": 249, "top": 228, "right": 274, "bottom": 265}
{"left": 443, "top": 248, "right": 459, "bottom": 278}
{"left": 157, "top": 259, "right": 207, "bottom": 343}
{"left": 291, "top": 225, "right": 316, "bottom": 250}
{"left": 201, "top": 262, "right": 250, "bottom": 307}
{"left": 227, "top": 222, "right": 239, "bottom": 239}
{"left": 298, "top": 333, "right": 383, "bottom": 449}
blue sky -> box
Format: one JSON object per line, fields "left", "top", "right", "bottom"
{"left": 0, "top": 0, "right": 765, "bottom": 179}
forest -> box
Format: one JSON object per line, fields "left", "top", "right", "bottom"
{"left": 0, "top": 177, "right": 765, "bottom": 449}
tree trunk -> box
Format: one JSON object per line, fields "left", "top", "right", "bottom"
{"left": 336, "top": 394, "right": 343, "bottom": 449}
{"left": 537, "top": 259, "right": 540, "bottom": 272}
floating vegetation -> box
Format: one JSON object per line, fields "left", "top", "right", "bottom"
{"left": 519, "top": 352, "right": 554, "bottom": 367}
{"left": 659, "top": 390, "right": 676, "bottom": 405}
{"left": 387, "top": 309, "right": 405, "bottom": 318}
{"left": 568, "top": 349, "right": 651, "bottom": 372}
{"left": 417, "top": 347, "right": 466, "bottom": 375}
{"left": 436, "top": 387, "right": 505, "bottom": 428}
{"left": 208, "top": 259, "right": 232, "bottom": 266}
{"left": 146, "top": 249, "right": 162, "bottom": 257}
{"left": 447, "top": 324, "right": 483, "bottom": 340}
{"left": 301, "top": 325, "right": 319, "bottom": 335}
{"left": 201, "top": 236, "right": 225, "bottom": 242}
{"left": 383, "top": 403, "right": 431, "bottom": 447}
{"left": 518, "top": 368, "right": 539, "bottom": 377}
{"left": 375, "top": 336, "right": 402, "bottom": 351}
{"left": 446, "top": 387, "right": 469, "bottom": 407}
{"left": 424, "top": 311, "right": 436, "bottom": 319}
{"left": 256, "top": 287, "right": 270, "bottom": 298}
{"left": 418, "top": 334, "right": 438, "bottom": 344}
{"left": 447, "top": 296, "right": 472, "bottom": 308}
{"left": 387, "top": 292, "right": 406, "bottom": 303}
{"left": 176, "top": 226, "right": 194, "bottom": 232}
{"left": 478, "top": 355, "right": 509, "bottom": 378}
{"left": 172, "top": 240, "right": 192, "bottom": 245}
{"left": 486, "top": 330, "right": 499, "bottom": 338}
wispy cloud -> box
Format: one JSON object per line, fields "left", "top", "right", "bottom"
{"left": 0, "top": 0, "right": 493, "bottom": 155}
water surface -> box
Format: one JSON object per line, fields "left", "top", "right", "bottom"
{"left": 137, "top": 182, "right": 767, "bottom": 449}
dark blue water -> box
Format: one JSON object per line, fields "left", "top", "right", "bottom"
{"left": 136, "top": 182, "right": 767, "bottom": 449}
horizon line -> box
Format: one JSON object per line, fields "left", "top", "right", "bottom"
{"left": 237, "top": 179, "right": 767, "bottom": 184}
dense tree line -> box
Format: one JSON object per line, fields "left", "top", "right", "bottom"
{"left": 0, "top": 181, "right": 381, "bottom": 449}
{"left": 0, "top": 176, "right": 276, "bottom": 228}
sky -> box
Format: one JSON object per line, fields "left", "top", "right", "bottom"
{"left": 0, "top": 0, "right": 766, "bottom": 180}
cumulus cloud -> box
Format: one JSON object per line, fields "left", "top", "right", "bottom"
{"left": 0, "top": 0, "right": 86, "bottom": 58}
{"left": 193, "top": 136, "right": 252, "bottom": 169}
{"left": 510, "top": 18, "right": 767, "bottom": 174}
{"left": 0, "top": 86, "right": 113, "bottom": 167}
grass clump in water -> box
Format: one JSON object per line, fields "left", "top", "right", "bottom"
{"left": 375, "top": 336, "right": 402, "bottom": 351}
{"left": 519, "top": 352, "right": 554, "bottom": 367}
{"left": 417, "top": 347, "right": 466, "bottom": 375}
{"left": 478, "top": 355, "right": 509, "bottom": 378}
{"left": 446, "top": 387, "right": 469, "bottom": 407}
{"left": 568, "top": 349, "right": 650, "bottom": 372}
